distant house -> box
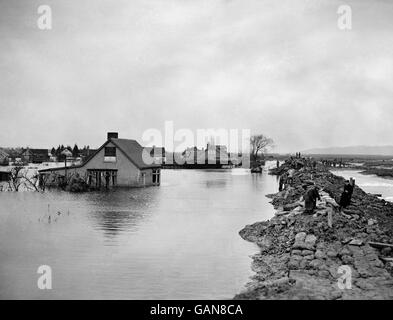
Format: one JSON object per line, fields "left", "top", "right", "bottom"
{"left": 21, "top": 148, "right": 50, "bottom": 163}
{"left": 39, "top": 132, "right": 161, "bottom": 188}
{"left": 182, "top": 147, "right": 205, "bottom": 164}
{"left": 144, "top": 146, "right": 166, "bottom": 164}
{"left": 205, "top": 143, "right": 229, "bottom": 165}
{"left": 0, "top": 149, "right": 10, "bottom": 166}
{"left": 181, "top": 144, "right": 229, "bottom": 167}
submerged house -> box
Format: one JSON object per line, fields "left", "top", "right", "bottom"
{"left": 0, "top": 167, "right": 11, "bottom": 182}
{"left": 39, "top": 132, "right": 161, "bottom": 188}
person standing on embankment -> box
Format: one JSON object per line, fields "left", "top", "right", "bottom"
{"left": 339, "top": 180, "right": 354, "bottom": 212}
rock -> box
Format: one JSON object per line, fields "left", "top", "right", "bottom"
{"left": 291, "top": 249, "right": 302, "bottom": 256}
{"left": 257, "top": 236, "right": 273, "bottom": 251}
{"left": 341, "top": 237, "right": 352, "bottom": 245}
{"left": 305, "top": 234, "right": 317, "bottom": 246}
{"left": 291, "top": 254, "right": 303, "bottom": 261}
{"left": 283, "top": 203, "right": 301, "bottom": 211}
{"left": 304, "top": 254, "right": 315, "bottom": 261}
{"left": 339, "top": 247, "right": 352, "bottom": 257}
{"left": 371, "top": 259, "right": 384, "bottom": 268}
{"left": 295, "top": 232, "right": 307, "bottom": 242}
{"left": 349, "top": 239, "right": 364, "bottom": 246}
{"left": 368, "top": 218, "right": 377, "bottom": 226}
{"left": 341, "top": 255, "right": 354, "bottom": 264}
{"left": 381, "top": 247, "right": 392, "bottom": 256}
{"left": 318, "top": 270, "right": 330, "bottom": 278}
{"left": 309, "top": 259, "right": 323, "bottom": 269}
{"left": 366, "top": 227, "right": 375, "bottom": 234}
{"left": 327, "top": 250, "right": 338, "bottom": 258}
{"left": 288, "top": 259, "right": 300, "bottom": 269}
{"left": 315, "top": 250, "right": 327, "bottom": 260}
{"left": 301, "top": 249, "right": 314, "bottom": 256}
{"left": 352, "top": 214, "right": 360, "bottom": 220}
{"left": 299, "top": 259, "right": 309, "bottom": 269}
{"left": 293, "top": 242, "right": 315, "bottom": 251}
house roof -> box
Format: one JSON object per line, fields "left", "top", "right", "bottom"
{"left": 22, "top": 148, "right": 49, "bottom": 156}
{"left": 39, "top": 138, "right": 160, "bottom": 173}
{"left": 144, "top": 146, "right": 166, "bottom": 157}
{"left": 111, "top": 139, "right": 161, "bottom": 169}
{"left": 0, "top": 149, "right": 9, "bottom": 158}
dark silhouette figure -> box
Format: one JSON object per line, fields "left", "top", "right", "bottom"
{"left": 105, "top": 172, "right": 110, "bottom": 189}
{"left": 339, "top": 180, "right": 354, "bottom": 211}
{"left": 279, "top": 174, "right": 285, "bottom": 191}
{"left": 303, "top": 185, "right": 321, "bottom": 214}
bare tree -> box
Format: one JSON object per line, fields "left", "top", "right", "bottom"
{"left": 8, "top": 165, "right": 24, "bottom": 191}
{"left": 23, "top": 172, "right": 41, "bottom": 192}
{"left": 250, "top": 134, "right": 274, "bottom": 162}
{"left": 3, "top": 167, "right": 48, "bottom": 192}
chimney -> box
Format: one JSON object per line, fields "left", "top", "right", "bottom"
{"left": 107, "top": 132, "right": 118, "bottom": 140}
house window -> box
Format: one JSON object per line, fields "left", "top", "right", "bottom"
{"left": 152, "top": 169, "right": 160, "bottom": 185}
{"left": 104, "top": 147, "right": 116, "bottom": 162}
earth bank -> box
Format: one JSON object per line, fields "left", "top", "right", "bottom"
{"left": 235, "top": 163, "right": 393, "bottom": 299}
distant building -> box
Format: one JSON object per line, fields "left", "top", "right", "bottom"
{"left": 39, "top": 132, "right": 161, "bottom": 188}
{"left": 80, "top": 147, "right": 98, "bottom": 163}
{"left": 21, "top": 148, "right": 50, "bottom": 163}
{"left": 0, "top": 149, "right": 10, "bottom": 166}
{"left": 182, "top": 147, "right": 205, "bottom": 164}
{"left": 181, "top": 144, "right": 229, "bottom": 166}
{"left": 205, "top": 143, "right": 229, "bottom": 165}
{"left": 143, "top": 146, "right": 166, "bottom": 164}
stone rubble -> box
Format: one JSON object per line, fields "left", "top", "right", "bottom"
{"left": 235, "top": 164, "right": 393, "bottom": 300}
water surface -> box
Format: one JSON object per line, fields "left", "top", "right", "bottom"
{"left": 0, "top": 164, "right": 278, "bottom": 299}
{"left": 331, "top": 169, "right": 393, "bottom": 202}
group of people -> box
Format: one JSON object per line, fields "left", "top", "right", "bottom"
{"left": 276, "top": 157, "right": 356, "bottom": 215}
{"left": 321, "top": 158, "right": 347, "bottom": 168}
{"left": 286, "top": 156, "right": 318, "bottom": 170}
{"left": 278, "top": 168, "right": 295, "bottom": 191}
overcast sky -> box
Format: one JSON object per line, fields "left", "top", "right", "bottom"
{"left": 0, "top": 0, "right": 392, "bottom": 152}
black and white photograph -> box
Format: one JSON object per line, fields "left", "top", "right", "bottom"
{"left": 1, "top": 0, "right": 393, "bottom": 309}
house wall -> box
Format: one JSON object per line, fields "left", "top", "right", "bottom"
{"left": 42, "top": 142, "right": 159, "bottom": 187}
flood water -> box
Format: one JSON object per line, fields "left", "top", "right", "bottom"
{"left": 0, "top": 163, "right": 278, "bottom": 299}
{"left": 331, "top": 169, "right": 393, "bottom": 202}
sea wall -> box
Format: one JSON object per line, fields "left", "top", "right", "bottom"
{"left": 235, "top": 163, "right": 393, "bottom": 299}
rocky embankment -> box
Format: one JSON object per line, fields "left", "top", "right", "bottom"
{"left": 235, "top": 165, "right": 393, "bottom": 299}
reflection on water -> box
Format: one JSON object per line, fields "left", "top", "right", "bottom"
{"left": 85, "top": 190, "right": 160, "bottom": 239}
{"left": 0, "top": 165, "right": 278, "bottom": 299}
{"left": 331, "top": 169, "right": 393, "bottom": 202}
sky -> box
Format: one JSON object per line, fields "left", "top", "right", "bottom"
{"left": 0, "top": 0, "right": 392, "bottom": 153}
